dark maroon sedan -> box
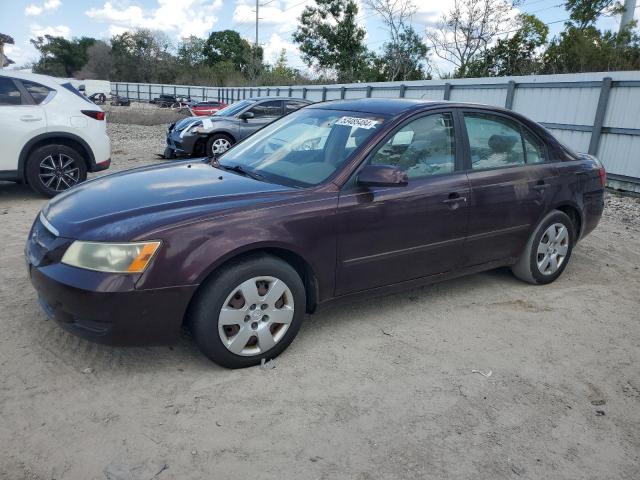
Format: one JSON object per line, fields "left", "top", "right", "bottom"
{"left": 26, "top": 99, "right": 605, "bottom": 368}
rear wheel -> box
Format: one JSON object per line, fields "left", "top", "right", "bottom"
{"left": 512, "top": 210, "right": 575, "bottom": 285}
{"left": 188, "top": 254, "right": 306, "bottom": 368}
{"left": 26, "top": 144, "right": 87, "bottom": 197}
{"left": 206, "top": 134, "right": 233, "bottom": 157}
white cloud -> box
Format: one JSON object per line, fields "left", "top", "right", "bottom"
{"left": 30, "top": 24, "right": 71, "bottom": 39}
{"left": 262, "top": 32, "right": 304, "bottom": 67}
{"left": 85, "top": 0, "right": 223, "bottom": 39}
{"left": 25, "top": 0, "right": 62, "bottom": 16}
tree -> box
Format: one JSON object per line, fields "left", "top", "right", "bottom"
{"left": 75, "top": 41, "right": 113, "bottom": 80}
{"left": 293, "top": 0, "right": 370, "bottom": 82}
{"left": 203, "top": 30, "right": 261, "bottom": 75}
{"left": 177, "top": 36, "right": 207, "bottom": 67}
{"left": 465, "top": 13, "right": 548, "bottom": 77}
{"left": 425, "top": 0, "right": 515, "bottom": 77}
{"left": 31, "top": 35, "right": 96, "bottom": 77}
{"left": 541, "top": 0, "right": 639, "bottom": 73}
{"left": 364, "top": 0, "right": 429, "bottom": 80}
{"left": 110, "top": 30, "right": 177, "bottom": 83}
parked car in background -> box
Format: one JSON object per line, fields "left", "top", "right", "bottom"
{"left": 0, "top": 71, "right": 110, "bottom": 196}
{"left": 190, "top": 100, "right": 227, "bottom": 116}
{"left": 110, "top": 94, "right": 130, "bottom": 106}
{"left": 164, "top": 97, "right": 312, "bottom": 158}
{"left": 151, "top": 94, "right": 177, "bottom": 107}
{"left": 27, "top": 99, "right": 604, "bottom": 368}
{"left": 88, "top": 92, "right": 107, "bottom": 105}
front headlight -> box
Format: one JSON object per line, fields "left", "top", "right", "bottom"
{"left": 61, "top": 241, "right": 161, "bottom": 273}
{"left": 181, "top": 121, "right": 203, "bottom": 137}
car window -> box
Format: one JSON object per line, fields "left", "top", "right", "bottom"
{"left": 285, "top": 101, "right": 309, "bottom": 113}
{"left": 249, "top": 100, "right": 283, "bottom": 118}
{"left": 22, "top": 80, "right": 54, "bottom": 104}
{"left": 370, "top": 113, "right": 456, "bottom": 179}
{"left": 464, "top": 113, "right": 525, "bottom": 169}
{"left": 215, "top": 100, "right": 255, "bottom": 117}
{"left": 523, "top": 130, "right": 546, "bottom": 164}
{"left": 61, "top": 82, "right": 94, "bottom": 104}
{"left": 0, "top": 77, "right": 22, "bottom": 106}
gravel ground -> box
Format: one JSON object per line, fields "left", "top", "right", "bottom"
{"left": 1, "top": 124, "right": 639, "bottom": 479}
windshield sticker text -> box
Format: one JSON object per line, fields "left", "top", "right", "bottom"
{"left": 335, "top": 116, "right": 379, "bottom": 129}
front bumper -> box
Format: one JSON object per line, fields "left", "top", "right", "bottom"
{"left": 29, "top": 264, "right": 195, "bottom": 346}
{"left": 25, "top": 216, "right": 196, "bottom": 346}
{"left": 166, "top": 130, "right": 199, "bottom": 156}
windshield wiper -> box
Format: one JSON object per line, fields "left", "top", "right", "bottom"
{"left": 217, "top": 162, "right": 265, "bottom": 181}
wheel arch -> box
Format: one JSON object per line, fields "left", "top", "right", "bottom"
{"left": 19, "top": 132, "right": 95, "bottom": 183}
{"left": 552, "top": 202, "right": 584, "bottom": 240}
{"left": 185, "top": 243, "right": 320, "bottom": 323}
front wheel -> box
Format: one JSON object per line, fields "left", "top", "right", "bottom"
{"left": 512, "top": 210, "right": 575, "bottom": 285}
{"left": 206, "top": 134, "right": 233, "bottom": 157}
{"left": 188, "top": 254, "right": 306, "bottom": 368}
{"left": 26, "top": 144, "right": 87, "bottom": 197}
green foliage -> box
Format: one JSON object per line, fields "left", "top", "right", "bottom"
{"left": 380, "top": 26, "right": 429, "bottom": 81}
{"left": 293, "top": 0, "right": 370, "bottom": 82}
{"left": 203, "top": 30, "right": 262, "bottom": 76}
{"left": 565, "top": 0, "right": 623, "bottom": 29}
{"left": 464, "top": 14, "right": 548, "bottom": 77}
{"left": 31, "top": 35, "right": 96, "bottom": 77}
{"left": 110, "top": 30, "right": 177, "bottom": 83}
{"left": 177, "top": 36, "right": 207, "bottom": 67}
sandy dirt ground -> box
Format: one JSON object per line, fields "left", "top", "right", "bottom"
{"left": 1, "top": 124, "right": 639, "bottom": 479}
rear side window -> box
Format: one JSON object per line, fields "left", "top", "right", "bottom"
{"left": 249, "top": 100, "right": 283, "bottom": 118}
{"left": 22, "top": 80, "right": 54, "bottom": 104}
{"left": 522, "top": 130, "right": 546, "bottom": 164}
{"left": 464, "top": 113, "right": 525, "bottom": 169}
{"left": 61, "top": 82, "right": 94, "bottom": 104}
{"left": 0, "top": 77, "right": 22, "bottom": 106}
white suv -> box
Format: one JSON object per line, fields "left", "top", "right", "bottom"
{"left": 0, "top": 71, "right": 111, "bottom": 196}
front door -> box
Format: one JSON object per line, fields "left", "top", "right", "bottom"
{"left": 335, "top": 112, "right": 470, "bottom": 296}
{"left": 236, "top": 100, "right": 283, "bottom": 141}
{"left": 460, "top": 111, "right": 554, "bottom": 266}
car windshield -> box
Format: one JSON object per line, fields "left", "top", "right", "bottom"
{"left": 214, "top": 100, "right": 255, "bottom": 117}
{"left": 219, "top": 108, "right": 388, "bottom": 187}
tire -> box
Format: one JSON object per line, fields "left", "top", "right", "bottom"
{"left": 188, "top": 254, "right": 306, "bottom": 368}
{"left": 26, "top": 144, "right": 88, "bottom": 197}
{"left": 206, "top": 134, "right": 234, "bottom": 157}
{"left": 511, "top": 210, "right": 575, "bottom": 285}
{"left": 163, "top": 146, "right": 176, "bottom": 159}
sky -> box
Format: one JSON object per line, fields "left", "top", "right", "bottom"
{"left": 0, "top": 0, "right": 636, "bottom": 76}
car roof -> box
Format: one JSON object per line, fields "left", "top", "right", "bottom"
{"left": 0, "top": 70, "right": 71, "bottom": 89}
{"left": 244, "top": 96, "right": 311, "bottom": 102}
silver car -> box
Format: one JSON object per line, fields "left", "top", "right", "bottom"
{"left": 164, "top": 97, "right": 311, "bottom": 158}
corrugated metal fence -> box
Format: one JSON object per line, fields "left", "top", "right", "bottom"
{"left": 112, "top": 72, "right": 640, "bottom": 192}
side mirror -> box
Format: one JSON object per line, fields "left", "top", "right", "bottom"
{"left": 357, "top": 165, "right": 408, "bottom": 187}
{"left": 239, "top": 111, "right": 254, "bottom": 121}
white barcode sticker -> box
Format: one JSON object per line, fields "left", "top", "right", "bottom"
{"left": 335, "top": 116, "right": 379, "bottom": 129}
{"left": 202, "top": 118, "right": 213, "bottom": 130}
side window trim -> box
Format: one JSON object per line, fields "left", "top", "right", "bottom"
{"left": 0, "top": 77, "right": 33, "bottom": 106}
{"left": 354, "top": 109, "right": 460, "bottom": 185}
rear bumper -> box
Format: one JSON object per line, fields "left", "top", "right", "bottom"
{"left": 580, "top": 191, "right": 605, "bottom": 239}
{"left": 90, "top": 158, "right": 111, "bottom": 172}
{"left": 29, "top": 263, "right": 196, "bottom": 346}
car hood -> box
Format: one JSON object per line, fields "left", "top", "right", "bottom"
{"left": 42, "top": 159, "right": 295, "bottom": 241}
{"left": 173, "top": 114, "right": 228, "bottom": 131}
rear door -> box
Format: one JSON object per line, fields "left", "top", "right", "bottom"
{"left": 459, "top": 110, "right": 555, "bottom": 266}
{"left": 236, "top": 100, "right": 284, "bottom": 140}
{"left": 335, "top": 111, "right": 470, "bottom": 295}
{"left": 0, "top": 77, "right": 46, "bottom": 173}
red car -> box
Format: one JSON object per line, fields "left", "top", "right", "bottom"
{"left": 190, "top": 101, "right": 227, "bottom": 116}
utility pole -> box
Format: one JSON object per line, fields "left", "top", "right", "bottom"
{"left": 620, "top": 0, "right": 636, "bottom": 33}
{"left": 255, "top": 0, "right": 259, "bottom": 48}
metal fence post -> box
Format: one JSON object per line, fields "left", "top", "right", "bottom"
{"left": 588, "top": 77, "right": 613, "bottom": 156}
{"left": 302, "top": 87, "right": 307, "bottom": 99}
{"left": 505, "top": 80, "right": 516, "bottom": 110}
{"left": 136, "top": 84, "right": 140, "bottom": 101}
{"left": 399, "top": 84, "right": 406, "bottom": 98}
{"left": 366, "top": 85, "right": 372, "bottom": 98}
{"left": 148, "top": 84, "right": 151, "bottom": 102}
{"left": 443, "top": 83, "right": 451, "bottom": 100}
{"left": 340, "top": 86, "right": 346, "bottom": 99}
{"left": 289, "top": 86, "right": 293, "bottom": 97}
{"left": 322, "top": 87, "right": 327, "bottom": 101}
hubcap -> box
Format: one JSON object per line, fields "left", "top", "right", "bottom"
{"left": 218, "top": 276, "right": 294, "bottom": 356}
{"left": 39, "top": 153, "right": 80, "bottom": 192}
{"left": 210, "top": 138, "right": 231, "bottom": 155}
{"left": 536, "top": 223, "right": 569, "bottom": 275}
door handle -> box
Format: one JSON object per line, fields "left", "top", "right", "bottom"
{"left": 20, "top": 115, "right": 42, "bottom": 122}
{"left": 442, "top": 195, "right": 467, "bottom": 204}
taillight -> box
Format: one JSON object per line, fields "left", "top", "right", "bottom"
{"left": 598, "top": 166, "right": 606, "bottom": 187}
{"left": 81, "top": 110, "right": 105, "bottom": 121}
